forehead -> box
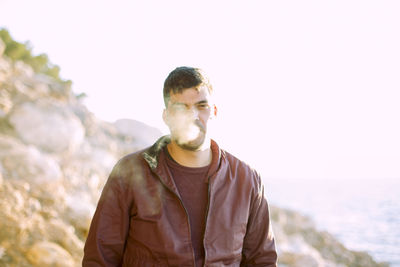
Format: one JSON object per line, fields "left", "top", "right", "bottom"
{"left": 168, "top": 86, "right": 211, "bottom": 104}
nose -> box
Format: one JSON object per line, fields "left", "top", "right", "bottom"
{"left": 187, "top": 106, "right": 199, "bottom": 119}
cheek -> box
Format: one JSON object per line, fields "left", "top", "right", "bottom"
{"left": 166, "top": 113, "right": 190, "bottom": 130}
{"left": 199, "top": 112, "right": 211, "bottom": 125}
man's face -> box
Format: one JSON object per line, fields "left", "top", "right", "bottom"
{"left": 163, "top": 86, "right": 215, "bottom": 151}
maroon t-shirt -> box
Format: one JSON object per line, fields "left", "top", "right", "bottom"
{"left": 164, "top": 147, "right": 209, "bottom": 267}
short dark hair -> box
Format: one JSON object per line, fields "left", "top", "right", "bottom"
{"left": 163, "top": 66, "right": 213, "bottom": 107}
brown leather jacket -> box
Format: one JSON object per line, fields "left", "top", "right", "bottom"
{"left": 83, "top": 136, "right": 277, "bottom": 266}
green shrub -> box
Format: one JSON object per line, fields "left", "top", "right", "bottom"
{"left": 0, "top": 28, "right": 70, "bottom": 84}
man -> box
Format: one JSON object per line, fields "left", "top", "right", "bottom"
{"left": 83, "top": 67, "right": 277, "bottom": 266}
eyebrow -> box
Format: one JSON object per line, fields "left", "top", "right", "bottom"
{"left": 171, "top": 100, "right": 209, "bottom": 106}
{"left": 170, "top": 102, "right": 186, "bottom": 107}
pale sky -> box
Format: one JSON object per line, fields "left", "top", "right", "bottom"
{"left": 1, "top": 0, "right": 399, "bottom": 180}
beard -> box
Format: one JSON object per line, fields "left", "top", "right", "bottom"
{"left": 176, "top": 132, "right": 206, "bottom": 151}
{"left": 172, "top": 120, "right": 207, "bottom": 151}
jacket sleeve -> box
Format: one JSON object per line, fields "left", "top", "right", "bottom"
{"left": 83, "top": 161, "right": 132, "bottom": 266}
{"left": 240, "top": 174, "right": 277, "bottom": 267}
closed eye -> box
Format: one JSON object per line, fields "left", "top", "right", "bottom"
{"left": 196, "top": 101, "right": 210, "bottom": 110}
{"left": 197, "top": 103, "right": 210, "bottom": 109}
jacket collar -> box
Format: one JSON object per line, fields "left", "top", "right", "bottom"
{"left": 142, "top": 135, "right": 171, "bottom": 170}
{"left": 142, "top": 135, "right": 223, "bottom": 176}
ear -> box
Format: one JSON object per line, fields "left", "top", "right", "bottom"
{"left": 211, "top": 104, "right": 218, "bottom": 119}
{"left": 162, "top": 109, "right": 168, "bottom": 124}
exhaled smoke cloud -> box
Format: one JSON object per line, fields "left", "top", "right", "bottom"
{"left": 168, "top": 111, "right": 203, "bottom": 146}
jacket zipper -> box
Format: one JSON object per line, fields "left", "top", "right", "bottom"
{"left": 202, "top": 177, "right": 212, "bottom": 267}
{"left": 153, "top": 171, "right": 197, "bottom": 267}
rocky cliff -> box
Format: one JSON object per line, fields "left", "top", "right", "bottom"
{"left": 0, "top": 37, "right": 389, "bottom": 267}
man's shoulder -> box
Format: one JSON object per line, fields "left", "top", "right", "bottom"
{"left": 110, "top": 147, "right": 151, "bottom": 177}
{"left": 116, "top": 135, "right": 170, "bottom": 166}
{"left": 220, "top": 149, "right": 262, "bottom": 184}
{"left": 222, "top": 149, "right": 255, "bottom": 172}
{"left": 118, "top": 147, "right": 148, "bottom": 164}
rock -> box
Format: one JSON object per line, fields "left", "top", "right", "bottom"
{"left": 26, "top": 241, "right": 75, "bottom": 267}
{"left": 13, "top": 60, "right": 34, "bottom": 78}
{"left": 60, "top": 141, "right": 117, "bottom": 192}
{"left": 64, "top": 191, "right": 95, "bottom": 232}
{"left": 0, "top": 39, "right": 4, "bottom": 57}
{"left": 277, "top": 234, "right": 342, "bottom": 267}
{"left": 0, "top": 39, "right": 11, "bottom": 84}
{"left": 0, "top": 89, "right": 12, "bottom": 117}
{"left": 114, "top": 118, "right": 162, "bottom": 147}
{"left": 270, "top": 205, "right": 389, "bottom": 267}
{"left": 86, "top": 146, "right": 117, "bottom": 175}
{"left": 45, "top": 218, "right": 84, "bottom": 260}
{"left": 0, "top": 57, "right": 12, "bottom": 85}
{"left": 9, "top": 101, "right": 85, "bottom": 153}
{"left": 0, "top": 164, "right": 3, "bottom": 188}
{"left": 0, "top": 135, "right": 62, "bottom": 185}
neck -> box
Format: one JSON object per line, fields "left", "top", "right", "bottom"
{"left": 167, "top": 139, "right": 212, "bottom": 168}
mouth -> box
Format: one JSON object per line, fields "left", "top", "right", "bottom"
{"left": 171, "top": 120, "right": 205, "bottom": 145}
{"left": 194, "top": 120, "right": 205, "bottom": 132}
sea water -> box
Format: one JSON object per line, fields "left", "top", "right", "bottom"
{"left": 264, "top": 178, "right": 400, "bottom": 267}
